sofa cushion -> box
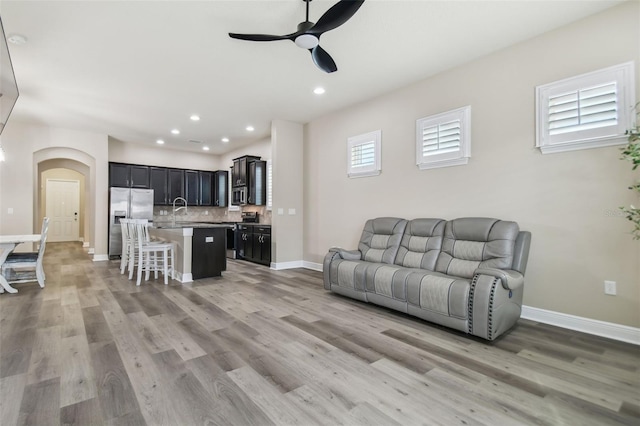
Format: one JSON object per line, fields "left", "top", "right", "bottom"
{"left": 328, "top": 259, "right": 372, "bottom": 292}
{"left": 394, "top": 218, "right": 445, "bottom": 270}
{"left": 405, "top": 269, "right": 470, "bottom": 319}
{"left": 358, "top": 217, "right": 407, "bottom": 264}
{"left": 435, "top": 218, "right": 519, "bottom": 279}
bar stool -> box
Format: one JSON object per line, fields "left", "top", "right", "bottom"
{"left": 120, "top": 218, "right": 132, "bottom": 275}
{"left": 133, "top": 220, "right": 175, "bottom": 286}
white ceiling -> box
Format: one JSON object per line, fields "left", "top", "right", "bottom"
{"left": 0, "top": 0, "right": 623, "bottom": 155}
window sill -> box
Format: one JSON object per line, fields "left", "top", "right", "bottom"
{"left": 537, "top": 135, "right": 627, "bottom": 154}
{"left": 417, "top": 157, "right": 469, "bottom": 170}
{"left": 348, "top": 170, "right": 381, "bottom": 179}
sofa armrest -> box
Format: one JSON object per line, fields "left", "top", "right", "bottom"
{"left": 328, "top": 247, "right": 362, "bottom": 261}
{"left": 474, "top": 268, "right": 524, "bottom": 290}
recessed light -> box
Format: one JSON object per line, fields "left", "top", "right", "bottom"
{"left": 221, "top": 137, "right": 230, "bottom": 143}
{"left": 313, "top": 87, "right": 325, "bottom": 95}
{"left": 190, "top": 115, "right": 200, "bottom": 121}
{"left": 246, "top": 126, "right": 254, "bottom": 132}
{"left": 171, "top": 129, "right": 180, "bottom": 135}
{"left": 156, "top": 139, "right": 165, "bottom": 145}
{"left": 203, "top": 146, "right": 210, "bottom": 151}
{"left": 7, "top": 34, "right": 27, "bottom": 45}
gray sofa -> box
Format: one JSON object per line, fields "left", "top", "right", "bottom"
{"left": 323, "top": 217, "right": 531, "bottom": 341}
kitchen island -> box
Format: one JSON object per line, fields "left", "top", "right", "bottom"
{"left": 149, "top": 222, "right": 231, "bottom": 282}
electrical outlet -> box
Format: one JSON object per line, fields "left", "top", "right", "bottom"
{"left": 604, "top": 280, "right": 617, "bottom": 296}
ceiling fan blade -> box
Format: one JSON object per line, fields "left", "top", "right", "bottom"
{"left": 229, "top": 33, "right": 293, "bottom": 42}
{"left": 310, "top": 45, "right": 337, "bottom": 73}
{"left": 310, "top": 0, "right": 365, "bottom": 35}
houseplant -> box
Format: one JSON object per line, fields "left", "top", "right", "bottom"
{"left": 620, "top": 104, "right": 640, "bottom": 239}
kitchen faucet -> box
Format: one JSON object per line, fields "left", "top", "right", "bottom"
{"left": 172, "top": 197, "right": 188, "bottom": 226}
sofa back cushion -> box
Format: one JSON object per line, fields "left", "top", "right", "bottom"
{"left": 435, "top": 218, "right": 519, "bottom": 278}
{"left": 395, "top": 218, "right": 445, "bottom": 270}
{"left": 358, "top": 217, "right": 407, "bottom": 264}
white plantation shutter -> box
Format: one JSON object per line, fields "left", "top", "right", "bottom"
{"left": 416, "top": 106, "right": 470, "bottom": 170}
{"left": 422, "top": 119, "right": 461, "bottom": 156}
{"left": 351, "top": 141, "right": 376, "bottom": 168}
{"left": 548, "top": 82, "right": 617, "bottom": 135}
{"left": 536, "top": 62, "right": 634, "bottom": 154}
{"left": 347, "top": 130, "right": 381, "bottom": 178}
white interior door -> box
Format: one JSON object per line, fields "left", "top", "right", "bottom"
{"left": 46, "top": 179, "right": 80, "bottom": 242}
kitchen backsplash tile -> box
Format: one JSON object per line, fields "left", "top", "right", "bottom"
{"left": 154, "top": 206, "right": 271, "bottom": 224}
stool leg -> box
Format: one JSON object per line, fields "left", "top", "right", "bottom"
{"left": 171, "top": 246, "right": 175, "bottom": 281}
{"left": 136, "top": 251, "right": 143, "bottom": 286}
{"left": 163, "top": 248, "right": 168, "bottom": 285}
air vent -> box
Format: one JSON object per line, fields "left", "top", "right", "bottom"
{"left": 188, "top": 139, "right": 202, "bottom": 144}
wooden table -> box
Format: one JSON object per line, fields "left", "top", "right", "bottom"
{"left": 0, "top": 234, "right": 41, "bottom": 293}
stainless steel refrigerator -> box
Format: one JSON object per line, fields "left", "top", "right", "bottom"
{"left": 108, "top": 187, "right": 154, "bottom": 257}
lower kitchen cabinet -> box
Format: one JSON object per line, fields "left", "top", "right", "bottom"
{"left": 236, "top": 224, "right": 271, "bottom": 266}
{"left": 192, "top": 227, "right": 226, "bottom": 279}
{"left": 252, "top": 225, "right": 271, "bottom": 266}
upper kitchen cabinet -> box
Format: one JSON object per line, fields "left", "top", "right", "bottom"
{"left": 185, "top": 170, "right": 199, "bottom": 206}
{"left": 231, "top": 155, "right": 261, "bottom": 188}
{"left": 109, "top": 163, "right": 150, "bottom": 188}
{"left": 213, "top": 170, "right": 228, "bottom": 207}
{"left": 149, "top": 167, "right": 169, "bottom": 205}
{"left": 198, "top": 171, "right": 213, "bottom": 206}
{"left": 248, "top": 160, "right": 267, "bottom": 206}
{"left": 168, "top": 168, "right": 185, "bottom": 202}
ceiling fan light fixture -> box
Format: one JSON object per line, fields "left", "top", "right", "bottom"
{"left": 294, "top": 34, "right": 319, "bottom": 49}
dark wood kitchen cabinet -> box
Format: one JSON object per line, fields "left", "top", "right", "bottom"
{"left": 213, "top": 170, "right": 227, "bottom": 207}
{"left": 252, "top": 225, "right": 271, "bottom": 266}
{"left": 199, "top": 171, "right": 213, "bottom": 206}
{"left": 248, "top": 160, "right": 266, "bottom": 206}
{"left": 168, "top": 169, "right": 185, "bottom": 203}
{"left": 149, "top": 167, "right": 169, "bottom": 205}
{"left": 236, "top": 224, "right": 271, "bottom": 266}
{"left": 236, "top": 224, "right": 253, "bottom": 260}
{"left": 231, "top": 155, "right": 261, "bottom": 188}
{"left": 109, "top": 163, "right": 150, "bottom": 188}
{"left": 185, "top": 170, "right": 199, "bottom": 206}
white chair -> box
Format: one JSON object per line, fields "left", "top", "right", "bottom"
{"left": 131, "top": 219, "right": 175, "bottom": 286}
{"left": 120, "top": 218, "right": 132, "bottom": 274}
{"left": 2, "top": 217, "right": 50, "bottom": 288}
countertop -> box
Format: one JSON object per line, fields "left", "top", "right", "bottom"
{"left": 153, "top": 221, "right": 237, "bottom": 229}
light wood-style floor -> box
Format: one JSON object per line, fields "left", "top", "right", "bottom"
{"left": 1, "top": 242, "right": 639, "bottom": 425}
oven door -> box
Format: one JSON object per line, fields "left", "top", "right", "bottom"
{"left": 232, "top": 187, "right": 246, "bottom": 206}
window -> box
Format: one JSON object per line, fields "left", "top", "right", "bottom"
{"left": 416, "top": 105, "right": 471, "bottom": 170}
{"left": 347, "top": 130, "right": 381, "bottom": 178}
{"left": 536, "top": 61, "right": 635, "bottom": 154}
{"left": 266, "top": 160, "right": 272, "bottom": 210}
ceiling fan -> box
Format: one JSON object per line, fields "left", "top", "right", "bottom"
{"left": 229, "top": 0, "right": 365, "bottom": 73}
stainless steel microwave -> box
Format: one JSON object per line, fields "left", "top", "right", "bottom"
{"left": 232, "top": 187, "right": 246, "bottom": 205}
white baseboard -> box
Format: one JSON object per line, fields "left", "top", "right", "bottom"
{"left": 270, "top": 260, "right": 305, "bottom": 270}
{"left": 92, "top": 254, "right": 109, "bottom": 262}
{"left": 521, "top": 305, "right": 640, "bottom": 346}
{"left": 176, "top": 272, "right": 192, "bottom": 283}
{"left": 303, "top": 261, "right": 323, "bottom": 272}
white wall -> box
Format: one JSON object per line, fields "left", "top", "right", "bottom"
{"left": 271, "top": 120, "right": 303, "bottom": 265}
{"left": 303, "top": 2, "right": 640, "bottom": 327}
{"left": 0, "top": 122, "right": 109, "bottom": 258}
{"left": 109, "top": 138, "right": 221, "bottom": 171}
